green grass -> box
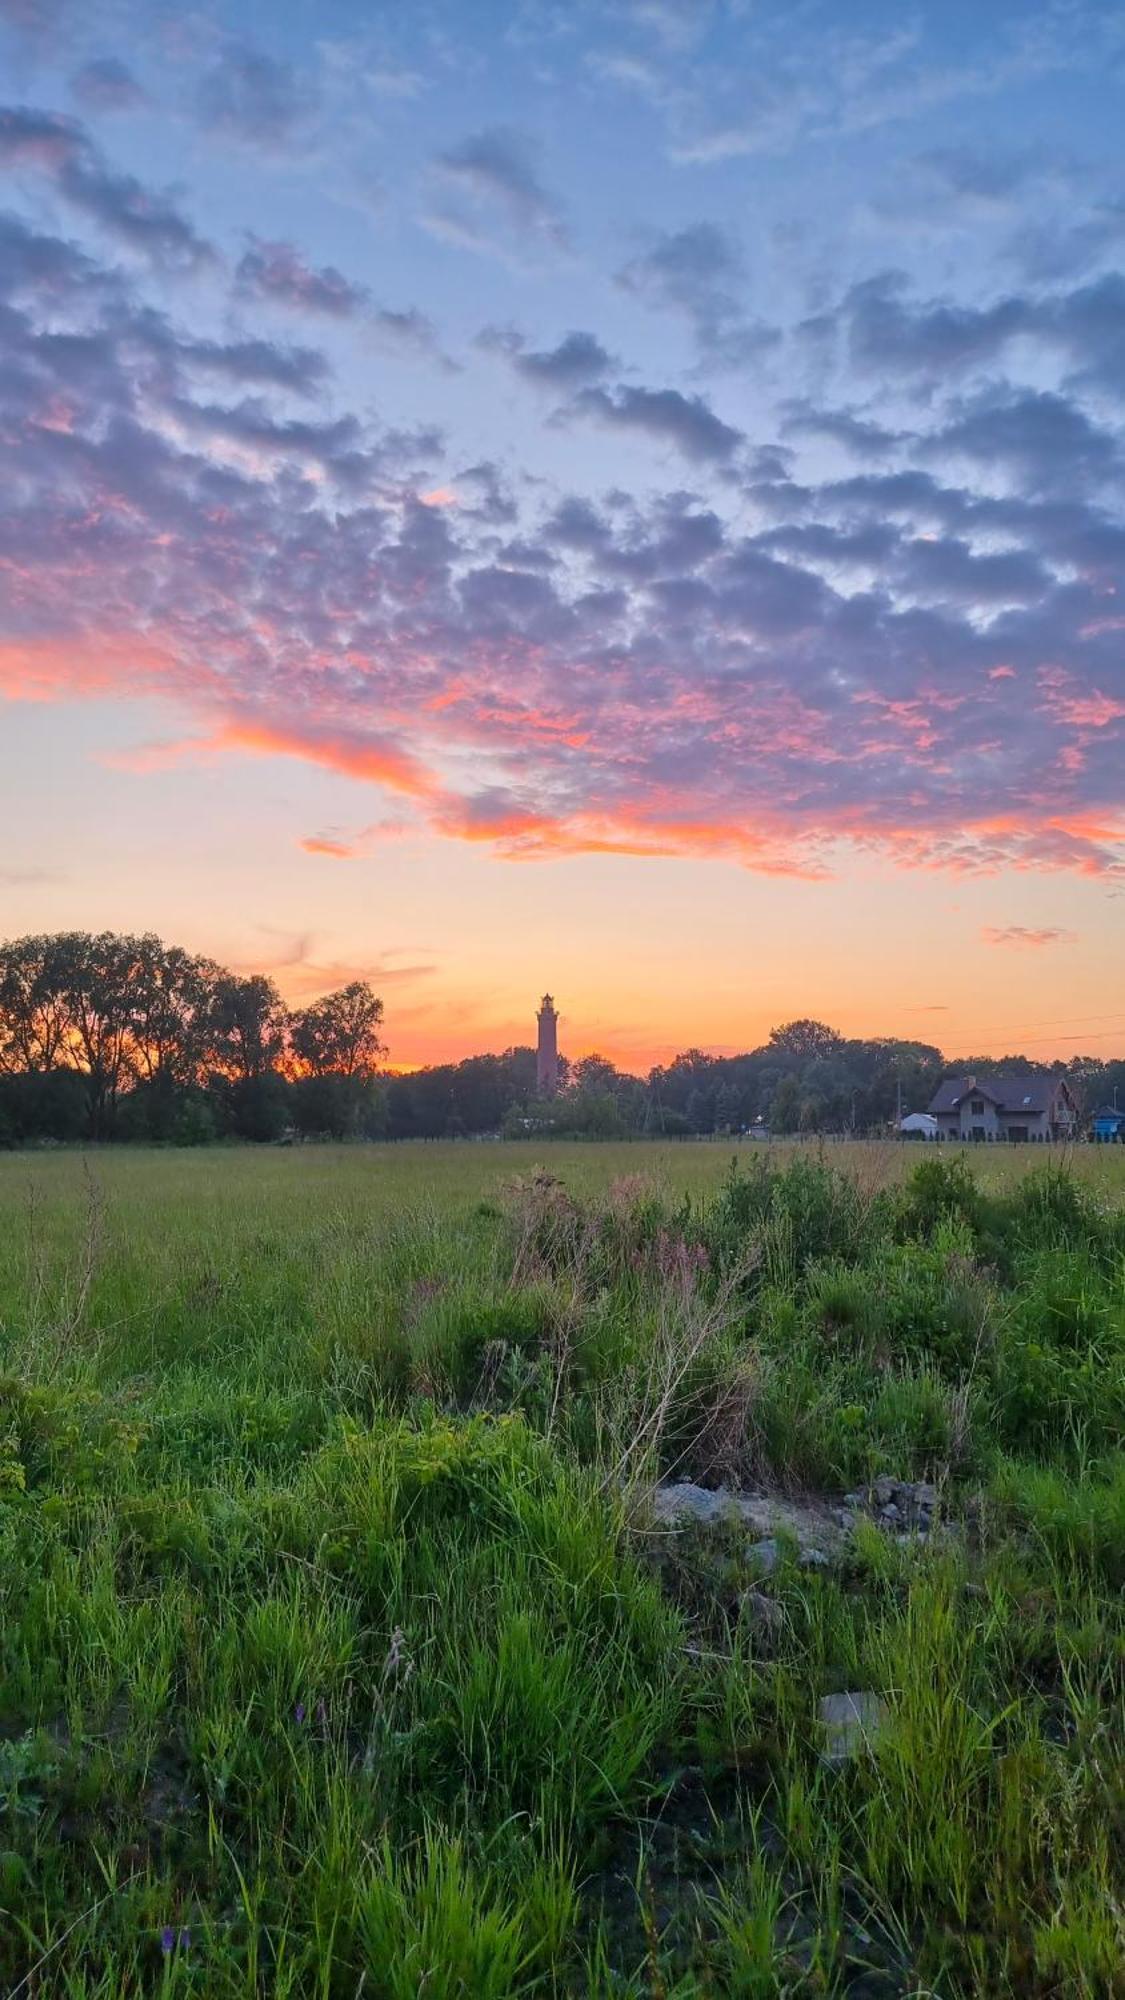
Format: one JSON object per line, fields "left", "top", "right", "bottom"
{"left": 0, "top": 1141, "right": 1123, "bottom": 1994}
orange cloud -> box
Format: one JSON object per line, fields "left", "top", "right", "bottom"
{"left": 217, "top": 717, "right": 438, "bottom": 797}
{"left": 300, "top": 836, "right": 357, "bottom": 857}
{"left": 105, "top": 713, "right": 442, "bottom": 802}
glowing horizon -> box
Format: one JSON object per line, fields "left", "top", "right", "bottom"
{"left": 1, "top": 2, "right": 1123, "bottom": 1070}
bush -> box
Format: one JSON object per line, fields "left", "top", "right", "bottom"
{"left": 0, "top": 1068, "right": 88, "bottom": 1143}
{"left": 704, "top": 1152, "right": 885, "bottom": 1281}
{"left": 896, "top": 1153, "right": 988, "bottom": 1242}
{"left": 219, "top": 1072, "right": 292, "bottom": 1142}
{"left": 992, "top": 1454, "right": 1125, "bottom": 1587}
{"left": 290, "top": 1073, "right": 387, "bottom": 1140}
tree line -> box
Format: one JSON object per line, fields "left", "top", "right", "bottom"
{"left": 2, "top": 931, "right": 1121, "bottom": 1146}
{"left": 0, "top": 933, "right": 384, "bottom": 1144}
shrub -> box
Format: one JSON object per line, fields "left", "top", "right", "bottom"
{"left": 896, "top": 1152, "right": 988, "bottom": 1242}
{"left": 704, "top": 1152, "right": 884, "bottom": 1281}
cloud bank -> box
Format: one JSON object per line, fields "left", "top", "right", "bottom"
{"left": 0, "top": 96, "right": 1123, "bottom": 888}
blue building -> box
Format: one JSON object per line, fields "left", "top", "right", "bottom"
{"left": 1091, "top": 1105, "right": 1124, "bottom": 1142}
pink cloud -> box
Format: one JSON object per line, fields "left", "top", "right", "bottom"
{"left": 2, "top": 193, "right": 1123, "bottom": 889}
{"left": 981, "top": 925, "right": 1079, "bottom": 949}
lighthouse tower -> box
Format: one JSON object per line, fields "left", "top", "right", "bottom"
{"left": 536, "top": 994, "right": 559, "bottom": 1098}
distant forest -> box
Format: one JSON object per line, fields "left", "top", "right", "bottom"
{"left": 1, "top": 931, "right": 1121, "bottom": 1146}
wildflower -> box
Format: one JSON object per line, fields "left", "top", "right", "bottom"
{"left": 160, "top": 1927, "right": 175, "bottom": 1955}
{"left": 294, "top": 1701, "right": 306, "bottom": 1724}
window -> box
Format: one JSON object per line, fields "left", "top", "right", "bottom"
{"left": 970, "top": 1098, "right": 984, "bottom": 1115}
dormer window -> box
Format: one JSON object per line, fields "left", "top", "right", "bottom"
{"left": 970, "top": 1098, "right": 984, "bottom": 1115}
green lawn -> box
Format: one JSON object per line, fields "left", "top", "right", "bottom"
{"left": 0, "top": 1141, "right": 1122, "bottom": 1994}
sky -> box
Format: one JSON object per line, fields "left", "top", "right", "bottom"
{"left": 1, "top": 0, "right": 1124, "bottom": 1071}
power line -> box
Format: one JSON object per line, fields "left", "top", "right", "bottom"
{"left": 942, "top": 1007, "right": 1125, "bottom": 1042}
{"left": 935, "top": 1007, "right": 1125, "bottom": 1059}
{"left": 945, "top": 1025, "right": 1125, "bottom": 1057}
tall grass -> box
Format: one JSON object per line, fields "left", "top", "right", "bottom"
{"left": 0, "top": 1141, "right": 1122, "bottom": 1993}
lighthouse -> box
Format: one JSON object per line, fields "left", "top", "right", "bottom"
{"left": 536, "top": 994, "right": 559, "bottom": 1098}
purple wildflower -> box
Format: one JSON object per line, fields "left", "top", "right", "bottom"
{"left": 160, "top": 1927, "right": 176, "bottom": 1955}
{"left": 294, "top": 1701, "right": 307, "bottom": 1724}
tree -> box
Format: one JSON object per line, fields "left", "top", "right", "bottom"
{"left": 207, "top": 974, "right": 287, "bottom": 1081}
{"left": 130, "top": 941, "right": 218, "bottom": 1085}
{"left": 769, "top": 1075, "right": 802, "bottom": 1133}
{"left": 0, "top": 935, "right": 72, "bottom": 1074}
{"left": 714, "top": 1083, "right": 739, "bottom": 1133}
{"left": 768, "top": 1019, "right": 845, "bottom": 1062}
{"left": 53, "top": 930, "right": 152, "bottom": 1137}
{"left": 288, "top": 982, "right": 385, "bottom": 1079}
{"left": 570, "top": 1054, "right": 621, "bottom": 1095}
{"left": 685, "top": 1086, "right": 716, "bottom": 1133}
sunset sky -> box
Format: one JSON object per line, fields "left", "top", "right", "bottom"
{"left": 2, "top": 0, "right": 1124, "bottom": 1070}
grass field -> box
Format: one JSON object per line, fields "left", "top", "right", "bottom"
{"left": 0, "top": 1139, "right": 1123, "bottom": 1995}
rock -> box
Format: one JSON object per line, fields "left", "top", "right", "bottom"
{"left": 844, "top": 1478, "right": 942, "bottom": 1537}
{"left": 747, "top": 1535, "right": 829, "bottom": 1574}
{"left": 739, "top": 1589, "right": 784, "bottom": 1635}
{"left": 650, "top": 1482, "right": 742, "bottom": 1527}
{"left": 818, "top": 1691, "right": 889, "bottom": 1766}
{"left": 651, "top": 1483, "right": 843, "bottom": 1557}
{"left": 748, "top": 1537, "right": 780, "bottom": 1574}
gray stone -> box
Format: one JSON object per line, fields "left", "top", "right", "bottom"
{"left": 748, "top": 1537, "right": 780, "bottom": 1574}
{"left": 739, "top": 1589, "right": 784, "bottom": 1635}
{"left": 650, "top": 1482, "right": 741, "bottom": 1527}
{"left": 800, "top": 1545, "right": 831, "bottom": 1569}
{"left": 819, "top": 1691, "right": 889, "bottom": 1766}
{"left": 879, "top": 1503, "right": 901, "bottom": 1523}
{"left": 651, "top": 1483, "right": 843, "bottom": 1556}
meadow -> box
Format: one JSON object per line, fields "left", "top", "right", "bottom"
{"left": 0, "top": 1139, "right": 1122, "bottom": 1996}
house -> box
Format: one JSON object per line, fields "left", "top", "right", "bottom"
{"left": 1090, "top": 1104, "right": 1124, "bottom": 1143}
{"left": 927, "top": 1072, "right": 1080, "bottom": 1143}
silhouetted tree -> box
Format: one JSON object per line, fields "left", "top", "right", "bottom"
{"left": 289, "top": 982, "right": 385, "bottom": 1079}
{"left": 0, "top": 934, "right": 72, "bottom": 1073}
{"left": 54, "top": 931, "right": 152, "bottom": 1137}
{"left": 207, "top": 974, "right": 287, "bottom": 1081}
{"left": 130, "top": 941, "right": 218, "bottom": 1085}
